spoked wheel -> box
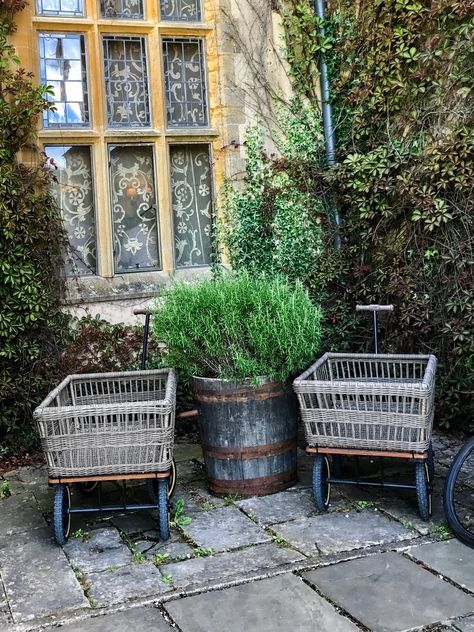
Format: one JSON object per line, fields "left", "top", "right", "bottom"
{"left": 157, "top": 478, "right": 170, "bottom": 541}
{"left": 53, "top": 484, "right": 71, "bottom": 545}
{"left": 416, "top": 461, "right": 432, "bottom": 522}
{"left": 147, "top": 459, "right": 177, "bottom": 502}
{"left": 312, "top": 455, "right": 331, "bottom": 512}
{"left": 443, "top": 437, "right": 474, "bottom": 548}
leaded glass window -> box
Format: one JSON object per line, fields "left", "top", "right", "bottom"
{"left": 39, "top": 33, "right": 90, "bottom": 128}
{"left": 36, "top": 0, "right": 84, "bottom": 16}
{"left": 109, "top": 145, "right": 160, "bottom": 272}
{"left": 46, "top": 145, "right": 97, "bottom": 276}
{"left": 160, "top": 0, "right": 201, "bottom": 21}
{"left": 170, "top": 144, "right": 212, "bottom": 267}
{"left": 100, "top": 0, "right": 144, "bottom": 20}
{"left": 103, "top": 36, "right": 150, "bottom": 128}
{"left": 163, "top": 38, "right": 208, "bottom": 128}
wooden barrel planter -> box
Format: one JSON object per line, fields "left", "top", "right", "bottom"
{"left": 192, "top": 377, "right": 298, "bottom": 497}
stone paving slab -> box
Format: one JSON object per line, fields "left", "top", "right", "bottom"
{"left": 237, "top": 488, "right": 318, "bottom": 525}
{"left": 160, "top": 542, "right": 305, "bottom": 590}
{"left": 274, "top": 509, "right": 415, "bottom": 556}
{"left": 111, "top": 512, "right": 158, "bottom": 536}
{"left": 0, "top": 527, "right": 88, "bottom": 622}
{"left": 0, "top": 492, "right": 46, "bottom": 536}
{"left": 51, "top": 606, "right": 174, "bottom": 631}
{"left": 0, "top": 584, "right": 10, "bottom": 629}
{"left": 165, "top": 573, "right": 359, "bottom": 632}
{"left": 135, "top": 536, "right": 193, "bottom": 562}
{"left": 182, "top": 506, "right": 271, "bottom": 552}
{"left": 305, "top": 552, "right": 474, "bottom": 632}
{"left": 456, "top": 615, "right": 474, "bottom": 631}
{"left": 64, "top": 528, "right": 133, "bottom": 574}
{"left": 85, "top": 562, "right": 171, "bottom": 607}
{"left": 408, "top": 539, "right": 474, "bottom": 592}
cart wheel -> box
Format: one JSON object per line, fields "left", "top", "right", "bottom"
{"left": 74, "top": 481, "right": 99, "bottom": 495}
{"left": 416, "top": 461, "right": 432, "bottom": 522}
{"left": 147, "top": 459, "right": 177, "bottom": 502}
{"left": 427, "top": 442, "right": 435, "bottom": 482}
{"left": 53, "top": 484, "right": 71, "bottom": 546}
{"left": 157, "top": 478, "right": 170, "bottom": 541}
{"left": 312, "top": 455, "right": 331, "bottom": 512}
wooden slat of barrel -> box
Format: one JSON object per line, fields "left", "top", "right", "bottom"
{"left": 192, "top": 377, "right": 298, "bottom": 497}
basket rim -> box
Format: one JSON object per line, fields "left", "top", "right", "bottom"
{"left": 293, "top": 352, "right": 438, "bottom": 391}
{"left": 34, "top": 368, "right": 176, "bottom": 416}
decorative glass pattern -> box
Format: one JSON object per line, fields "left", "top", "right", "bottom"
{"left": 39, "top": 33, "right": 89, "bottom": 128}
{"left": 100, "top": 0, "right": 144, "bottom": 20}
{"left": 160, "top": 0, "right": 201, "bottom": 21}
{"left": 170, "top": 144, "right": 212, "bottom": 267}
{"left": 162, "top": 38, "right": 208, "bottom": 128}
{"left": 109, "top": 145, "right": 160, "bottom": 272}
{"left": 36, "top": 0, "right": 84, "bottom": 16}
{"left": 46, "top": 145, "right": 97, "bottom": 276}
{"left": 103, "top": 36, "right": 150, "bottom": 128}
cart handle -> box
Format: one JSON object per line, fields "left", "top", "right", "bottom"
{"left": 356, "top": 304, "right": 394, "bottom": 312}
{"left": 133, "top": 306, "right": 153, "bottom": 316}
{"left": 356, "top": 304, "right": 394, "bottom": 354}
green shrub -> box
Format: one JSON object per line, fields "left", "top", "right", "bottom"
{"left": 0, "top": 4, "right": 68, "bottom": 453}
{"left": 152, "top": 272, "right": 322, "bottom": 382}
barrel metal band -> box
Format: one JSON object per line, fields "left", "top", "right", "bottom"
{"left": 202, "top": 438, "right": 296, "bottom": 461}
{"left": 208, "top": 468, "right": 297, "bottom": 496}
{"left": 194, "top": 382, "right": 288, "bottom": 403}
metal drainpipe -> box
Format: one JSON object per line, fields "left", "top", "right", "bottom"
{"left": 313, "top": 0, "right": 342, "bottom": 249}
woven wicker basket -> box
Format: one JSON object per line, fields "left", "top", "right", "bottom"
{"left": 293, "top": 353, "right": 437, "bottom": 453}
{"left": 34, "top": 369, "right": 176, "bottom": 478}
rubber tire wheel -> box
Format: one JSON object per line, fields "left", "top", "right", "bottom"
{"left": 157, "top": 478, "right": 170, "bottom": 541}
{"left": 427, "top": 442, "right": 435, "bottom": 483}
{"left": 147, "top": 459, "right": 177, "bottom": 502}
{"left": 416, "top": 461, "right": 432, "bottom": 522}
{"left": 53, "top": 484, "right": 71, "bottom": 546}
{"left": 443, "top": 437, "right": 474, "bottom": 548}
{"left": 312, "top": 455, "right": 331, "bottom": 512}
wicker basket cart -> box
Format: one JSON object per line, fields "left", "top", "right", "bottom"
{"left": 34, "top": 368, "right": 177, "bottom": 545}
{"left": 293, "top": 305, "right": 438, "bottom": 520}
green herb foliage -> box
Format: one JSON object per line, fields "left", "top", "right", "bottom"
{"left": 152, "top": 272, "right": 322, "bottom": 382}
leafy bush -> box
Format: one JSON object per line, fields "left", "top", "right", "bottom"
{"left": 152, "top": 273, "right": 322, "bottom": 382}
{"left": 277, "top": 0, "right": 474, "bottom": 430}
{"left": 0, "top": 4, "right": 68, "bottom": 452}
{"left": 220, "top": 103, "right": 327, "bottom": 291}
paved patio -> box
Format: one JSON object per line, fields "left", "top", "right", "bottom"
{"left": 1, "top": 432, "right": 473, "bottom": 632}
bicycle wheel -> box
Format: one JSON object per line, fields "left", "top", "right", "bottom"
{"left": 444, "top": 437, "right": 474, "bottom": 548}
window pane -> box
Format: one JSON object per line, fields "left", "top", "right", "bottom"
{"left": 103, "top": 36, "right": 150, "bottom": 128}
{"left": 163, "top": 38, "right": 208, "bottom": 128}
{"left": 39, "top": 34, "right": 89, "bottom": 128}
{"left": 160, "top": 0, "right": 201, "bottom": 21}
{"left": 46, "top": 145, "right": 97, "bottom": 276}
{"left": 36, "top": 0, "right": 84, "bottom": 17}
{"left": 109, "top": 145, "right": 160, "bottom": 272}
{"left": 100, "top": 0, "right": 144, "bottom": 20}
{"left": 170, "top": 145, "right": 212, "bottom": 267}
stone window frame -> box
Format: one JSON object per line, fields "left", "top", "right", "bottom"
{"left": 31, "top": 0, "right": 220, "bottom": 281}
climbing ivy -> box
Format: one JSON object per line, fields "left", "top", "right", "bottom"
{"left": 0, "top": 1, "right": 68, "bottom": 451}
{"left": 279, "top": 0, "right": 474, "bottom": 429}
